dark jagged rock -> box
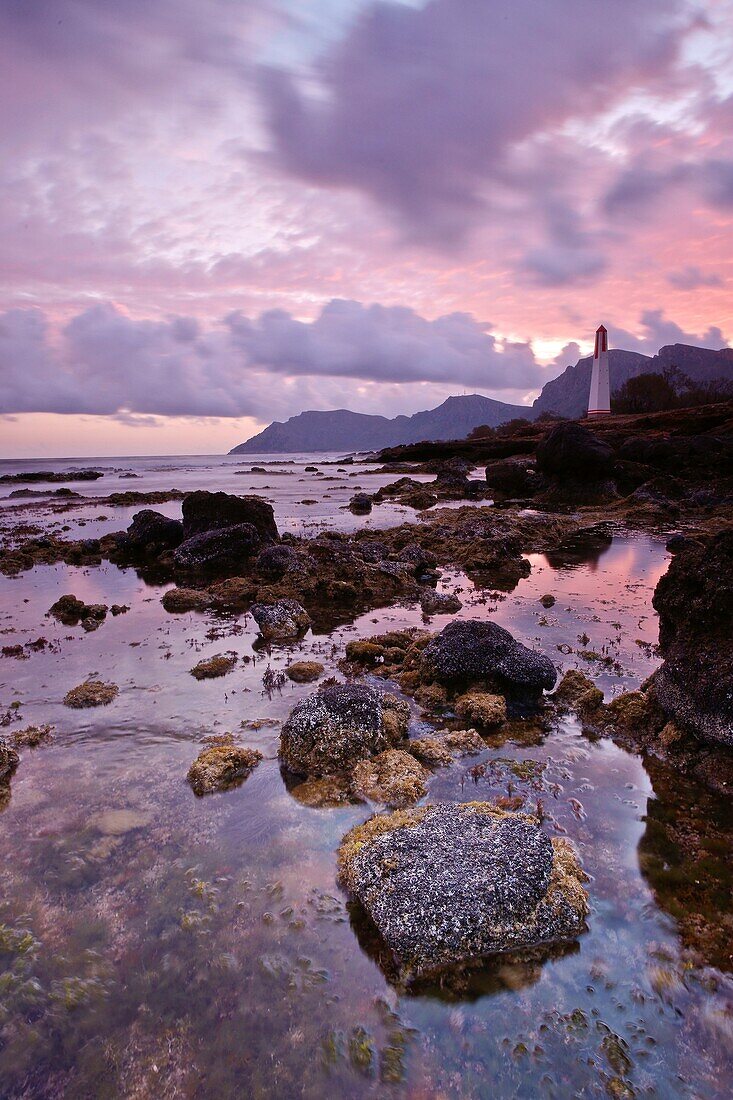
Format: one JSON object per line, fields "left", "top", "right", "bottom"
{"left": 420, "top": 620, "right": 556, "bottom": 699}
{"left": 173, "top": 523, "right": 262, "bottom": 573}
{"left": 485, "top": 457, "right": 540, "bottom": 498}
{"left": 125, "top": 509, "right": 183, "bottom": 554}
{"left": 256, "top": 544, "right": 304, "bottom": 580}
{"left": 349, "top": 492, "right": 373, "bottom": 514}
{"left": 181, "top": 491, "right": 278, "bottom": 542}
{"left": 651, "top": 531, "right": 733, "bottom": 747}
{"left": 279, "top": 683, "right": 410, "bottom": 776}
{"left": 536, "top": 423, "right": 615, "bottom": 479}
{"left": 337, "top": 803, "right": 588, "bottom": 982}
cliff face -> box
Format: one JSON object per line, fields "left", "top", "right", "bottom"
{"left": 229, "top": 394, "right": 534, "bottom": 454}
{"left": 533, "top": 344, "right": 733, "bottom": 418}
{"left": 532, "top": 351, "right": 652, "bottom": 418}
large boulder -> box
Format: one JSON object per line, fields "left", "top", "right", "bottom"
{"left": 181, "top": 491, "right": 278, "bottom": 542}
{"left": 420, "top": 620, "right": 556, "bottom": 699}
{"left": 650, "top": 531, "right": 733, "bottom": 747}
{"left": 126, "top": 509, "right": 183, "bottom": 553}
{"left": 536, "top": 423, "right": 614, "bottom": 479}
{"left": 173, "top": 523, "right": 261, "bottom": 572}
{"left": 279, "top": 683, "right": 410, "bottom": 776}
{"left": 337, "top": 803, "right": 589, "bottom": 981}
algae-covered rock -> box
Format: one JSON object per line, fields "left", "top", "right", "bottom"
{"left": 289, "top": 774, "right": 357, "bottom": 808}
{"left": 286, "top": 660, "right": 324, "bottom": 683}
{"left": 280, "top": 683, "right": 410, "bottom": 777}
{"left": 162, "top": 587, "right": 210, "bottom": 613}
{"left": 552, "top": 670, "right": 604, "bottom": 713}
{"left": 63, "top": 680, "right": 119, "bottom": 708}
{"left": 187, "top": 736, "right": 262, "bottom": 795}
{"left": 408, "top": 729, "right": 485, "bottom": 766}
{"left": 11, "top": 724, "right": 53, "bottom": 748}
{"left": 251, "top": 599, "right": 311, "bottom": 641}
{"left": 420, "top": 620, "right": 556, "bottom": 699}
{"left": 350, "top": 749, "right": 428, "bottom": 808}
{"left": 0, "top": 739, "right": 20, "bottom": 783}
{"left": 190, "top": 654, "right": 237, "bottom": 680}
{"left": 338, "top": 802, "right": 588, "bottom": 982}
{"left": 455, "top": 691, "right": 507, "bottom": 728}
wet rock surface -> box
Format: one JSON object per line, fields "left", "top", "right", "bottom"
{"left": 63, "top": 679, "right": 119, "bottom": 708}
{"left": 250, "top": 599, "right": 311, "bottom": 641}
{"left": 350, "top": 749, "right": 428, "bottom": 808}
{"left": 338, "top": 803, "right": 588, "bottom": 982}
{"left": 280, "top": 684, "right": 409, "bottom": 777}
{"left": 651, "top": 530, "right": 733, "bottom": 747}
{"left": 173, "top": 523, "right": 262, "bottom": 573}
{"left": 420, "top": 620, "right": 557, "bottom": 699}
{"left": 187, "top": 735, "right": 262, "bottom": 795}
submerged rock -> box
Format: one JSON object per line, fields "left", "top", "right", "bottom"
{"left": 63, "top": 680, "right": 119, "bottom": 708}
{"left": 420, "top": 620, "right": 556, "bottom": 699}
{"left": 181, "top": 491, "right": 278, "bottom": 542}
{"left": 286, "top": 660, "right": 325, "bottom": 683}
{"left": 350, "top": 749, "right": 428, "bottom": 808}
{"left": 337, "top": 803, "right": 588, "bottom": 982}
{"left": 288, "top": 773, "right": 356, "bottom": 808}
{"left": 187, "top": 736, "right": 263, "bottom": 795}
{"left": 251, "top": 599, "right": 311, "bottom": 641}
{"left": 280, "top": 683, "right": 410, "bottom": 776}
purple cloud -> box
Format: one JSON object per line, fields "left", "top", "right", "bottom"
{"left": 259, "top": 0, "right": 693, "bottom": 243}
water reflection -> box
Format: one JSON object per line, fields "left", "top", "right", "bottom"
{"left": 1, "top": 528, "right": 732, "bottom": 1097}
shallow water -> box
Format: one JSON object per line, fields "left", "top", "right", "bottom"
{"left": 1, "top": 463, "right": 732, "bottom": 1098}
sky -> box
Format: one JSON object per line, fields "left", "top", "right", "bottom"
{"left": 1, "top": 0, "right": 732, "bottom": 457}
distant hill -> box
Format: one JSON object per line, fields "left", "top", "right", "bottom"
{"left": 230, "top": 343, "right": 733, "bottom": 453}
{"left": 229, "top": 394, "right": 534, "bottom": 454}
{"left": 533, "top": 344, "right": 733, "bottom": 418}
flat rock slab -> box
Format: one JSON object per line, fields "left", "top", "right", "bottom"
{"left": 338, "top": 802, "right": 588, "bottom": 982}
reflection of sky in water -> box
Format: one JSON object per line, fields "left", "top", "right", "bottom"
{"left": 0, "top": 501, "right": 731, "bottom": 1094}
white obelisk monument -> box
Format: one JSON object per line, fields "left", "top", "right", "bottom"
{"left": 588, "top": 324, "right": 610, "bottom": 417}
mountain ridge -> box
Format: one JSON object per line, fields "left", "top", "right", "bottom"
{"left": 229, "top": 343, "right": 733, "bottom": 453}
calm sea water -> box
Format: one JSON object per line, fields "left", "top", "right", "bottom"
{"left": 0, "top": 456, "right": 731, "bottom": 1097}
